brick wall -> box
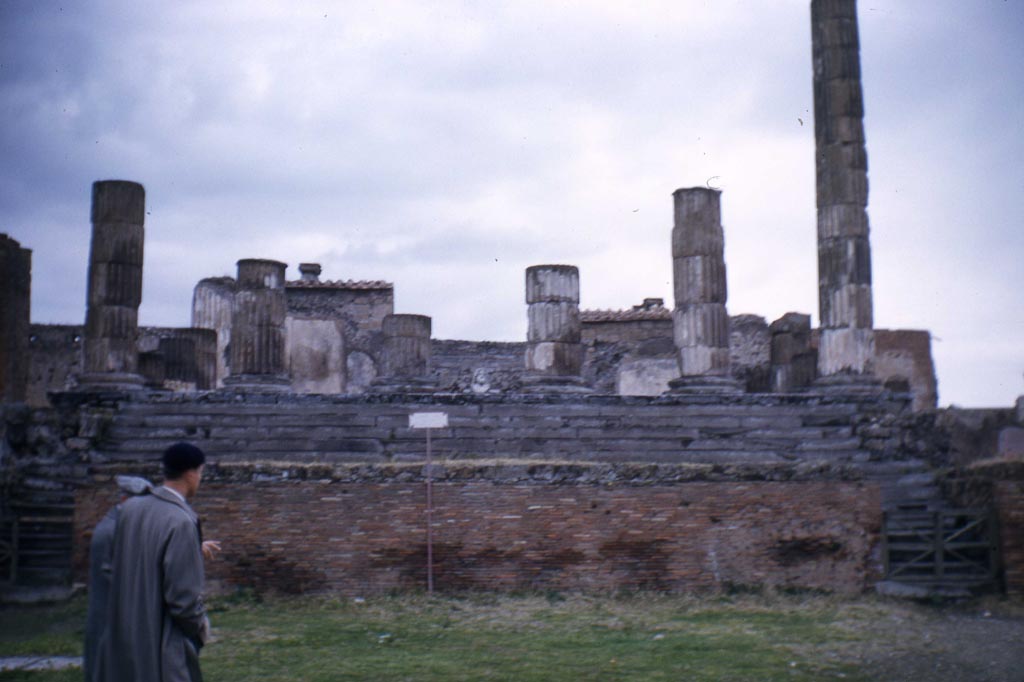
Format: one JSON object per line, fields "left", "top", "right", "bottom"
{"left": 74, "top": 462, "right": 883, "bottom": 595}
{"left": 995, "top": 477, "right": 1024, "bottom": 595}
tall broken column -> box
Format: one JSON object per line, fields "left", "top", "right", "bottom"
{"left": 812, "top": 0, "right": 875, "bottom": 379}
{"left": 667, "top": 188, "right": 740, "bottom": 394}
{"left": 78, "top": 180, "right": 146, "bottom": 390}
{"left": 523, "top": 265, "right": 588, "bottom": 391}
{"left": 0, "top": 235, "right": 31, "bottom": 402}
{"left": 224, "top": 259, "right": 290, "bottom": 391}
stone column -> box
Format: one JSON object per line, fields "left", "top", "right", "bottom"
{"left": 224, "top": 259, "right": 290, "bottom": 391}
{"left": 78, "top": 180, "right": 146, "bottom": 390}
{"left": 769, "top": 312, "right": 817, "bottom": 392}
{"left": 192, "top": 277, "right": 235, "bottom": 387}
{"left": 523, "top": 265, "right": 588, "bottom": 391}
{"left": 371, "top": 314, "right": 436, "bottom": 393}
{"left": 812, "top": 0, "right": 875, "bottom": 379}
{"left": 667, "top": 188, "right": 740, "bottom": 394}
{"left": 185, "top": 328, "right": 218, "bottom": 391}
{"left": 0, "top": 234, "right": 31, "bottom": 402}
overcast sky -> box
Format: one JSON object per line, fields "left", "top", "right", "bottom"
{"left": 2, "top": 1, "right": 1021, "bottom": 407}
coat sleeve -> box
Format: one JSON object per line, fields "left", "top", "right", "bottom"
{"left": 162, "top": 515, "right": 207, "bottom": 641}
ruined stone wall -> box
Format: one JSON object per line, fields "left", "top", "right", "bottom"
{"left": 27, "top": 325, "right": 84, "bottom": 407}
{"left": 430, "top": 340, "right": 525, "bottom": 393}
{"left": 873, "top": 330, "right": 937, "bottom": 412}
{"left": 74, "top": 461, "right": 883, "bottom": 595}
{"left": 285, "top": 284, "right": 393, "bottom": 393}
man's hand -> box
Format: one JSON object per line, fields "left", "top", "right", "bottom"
{"left": 202, "top": 540, "right": 221, "bottom": 561}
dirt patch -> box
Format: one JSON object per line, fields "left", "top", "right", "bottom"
{"left": 819, "top": 597, "right": 1024, "bottom": 682}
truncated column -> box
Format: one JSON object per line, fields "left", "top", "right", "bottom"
{"left": 0, "top": 234, "right": 31, "bottom": 402}
{"left": 78, "top": 180, "right": 146, "bottom": 390}
{"left": 225, "top": 259, "right": 289, "bottom": 391}
{"left": 371, "top": 314, "right": 436, "bottom": 393}
{"left": 667, "top": 188, "right": 739, "bottom": 394}
{"left": 812, "top": 0, "right": 875, "bottom": 378}
{"left": 192, "top": 277, "right": 236, "bottom": 387}
{"left": 523, "top": 265, "right": 588, "bottom": 391}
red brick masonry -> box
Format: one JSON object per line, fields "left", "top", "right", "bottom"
{"left": 75, "top": 462, "right": 883, "bottom": 595}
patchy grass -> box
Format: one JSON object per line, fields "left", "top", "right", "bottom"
{"left": 9, "top": 590, "right": 1024, "bottom": 681}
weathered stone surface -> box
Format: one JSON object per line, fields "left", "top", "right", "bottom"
{"left": 525, "top": 265, "right": 579, "bottom": 304}
{"left": 524, "top": 341, "right": 583, "bottom": 376}
{"left": 616, "top": 358, "right": 677, "bottom": 396}
{"left": 818, "top": 327, "right": 875, "bottom": 376}
{"left": 873, "top": 330, "right": 936, "bottom": 412}
{"left": 672, "top": 256, "right": 727, "bottom": 304}
{"left": 286, "top": 318, "right": 345, "bottom": 394}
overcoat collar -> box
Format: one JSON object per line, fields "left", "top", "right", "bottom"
{"left": 151, "top": 485, "right": 198, "bottom": 522}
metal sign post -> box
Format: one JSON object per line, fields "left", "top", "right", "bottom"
{"left": 409, "top": 411, "right": 448, "bottom": 594}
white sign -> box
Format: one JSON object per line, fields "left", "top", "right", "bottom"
{"left": 409, "top": 412, "right": 449, "bottom": 429}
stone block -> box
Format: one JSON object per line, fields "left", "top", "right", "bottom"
{"left": 90, "top": 180, "right": 145, "bottom": 224}
{"left": 672, "top": 256, "right": 727, "bottom": 304}
{"left": 672, "top": 305, "right": 729, "bottom": 348}
{"left": 525, "top": 265, "right": 579, "bottom": 304}
{"left": 820, "top": 283, "right": 873, "bottom": 329}
{"left": 817, "top": 328, "right": 875, "bottom": 376}
{"left": 525, "top": 341, "right": 583, "bottom": 376}
{"left": 615, "top": 358, "right": 678, "bottom": 396}
{"left": 527, "top": 302, "right": 581, "bottom": 342}
{"left": 816, "top": 205, "right": 869, "bottom": 239}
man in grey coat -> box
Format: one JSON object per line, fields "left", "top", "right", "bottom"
{"left": 96, "top": 443, "right": 212, "bottom": 682}
{"left": 84, "top": 475, "right": 153, "bottom": 681}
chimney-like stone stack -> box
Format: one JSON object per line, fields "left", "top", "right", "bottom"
{"left": 78, "top": 180, "right": 146, "bottom": 391}
{"left": 0, "top": 234, "right": 31, "bottom": 402}
{"left": 812, "top": 0, "right": 875, "bottom": 379}
{"left": 523, "top": 265, "right": 589, "bottom": 391}
{"left": 667, "top": 188, "right": 740, "bottom": 394}
{"left": 224, "top": 259, "right": 290, "bottom": 391}
{"left": 371, "top": 314, "right": 436, "bottom": 393}
{"left": 298, "top": 263, "right": 322, "bottom": 283}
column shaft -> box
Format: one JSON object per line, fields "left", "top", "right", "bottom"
{"left": 812, "top": 0, "right": 875, "bottom": 376}
{"left": 524, "top": 265, "right": 584, "bottom": 379}
{"left": 79, "top": 180, "right": 146, "bottom": 389}
{"left": 225, "top": 259, "right": 289, "bottom": 390}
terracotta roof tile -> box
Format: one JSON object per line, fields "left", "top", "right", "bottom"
{"left": 286, "top": 279, "right": 393, "bottom": 290}
{"left": 581, "top": 307, "right": 672, "bottom": 322}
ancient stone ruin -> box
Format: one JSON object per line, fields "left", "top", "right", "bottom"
{"left": 2, "top": 0, "right": 1021, "bottom": 598}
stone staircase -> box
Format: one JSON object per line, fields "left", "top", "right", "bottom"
{"left": 93, "top": 394, "right": 890, "bottom": 468}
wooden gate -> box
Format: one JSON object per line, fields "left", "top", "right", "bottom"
{"left": 883, "top": 508, "right": 998, "bottom": 588}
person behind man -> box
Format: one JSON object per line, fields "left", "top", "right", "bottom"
{"left": 95, "top": 443, "right": 212, "bottom": 682}
{"left": 84, "top": 475, "right": 152, "bottom": 681}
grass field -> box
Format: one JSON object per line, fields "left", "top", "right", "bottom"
{"left": 1, "top": 590, "right": 1019, "bottom": 681}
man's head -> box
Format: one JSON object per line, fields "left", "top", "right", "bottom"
{"left": 162, "top": 442, "right": 206, "bottom": 498}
